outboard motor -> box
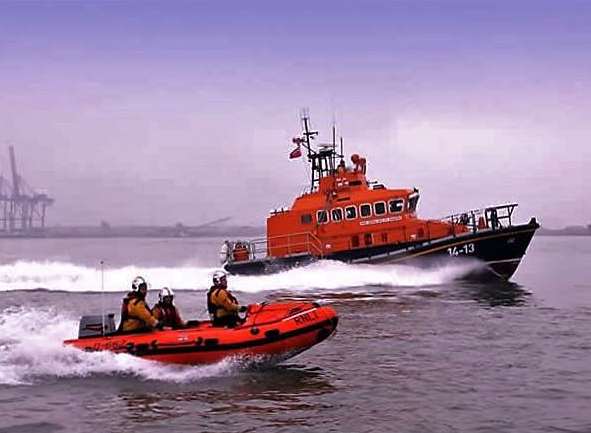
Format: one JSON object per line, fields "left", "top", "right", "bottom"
{"left": 78, "top": 314, "right": 116, "bottom": 338}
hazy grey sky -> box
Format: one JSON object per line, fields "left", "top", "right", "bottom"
{"left": 1, "top": 0, "right": 590, "bottom": 228}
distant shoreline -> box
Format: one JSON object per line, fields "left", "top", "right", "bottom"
{"left": 0, "top": 225, "right": 265, "bottom": 239}
{"left": 537, "top": 232, "right": 591, "bottom": 237}
{"left": 538, "top": 226, "right": 591, "bottom": 236}
{"left": 0, "top": 225, "right": 588, "bottom": 239}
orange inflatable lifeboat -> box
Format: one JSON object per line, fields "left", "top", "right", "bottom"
{"left": 64, "top": 302, "right": 338, "bottom": 366}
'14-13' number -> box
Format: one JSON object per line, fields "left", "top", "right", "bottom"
{"left": 447, "top": 243, "right": 475, "bottom": 256}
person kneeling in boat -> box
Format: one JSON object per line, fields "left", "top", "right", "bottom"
{"left": 207, "top": 270, "right": 247, "bottom": 328}
{"left": 118, "top": 276, "right": 162, "bottom": 333}
{"left": 153, "top": 287, "right": 186, "bottom": 329}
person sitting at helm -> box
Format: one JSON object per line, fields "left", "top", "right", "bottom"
{"left": 153, "top": 287, "right": 186, "bottom": 329}
{"left": 207, "top": 270, "right": 247, "bottom": 328}
{"left": 118, "top": 276, "right": 161, "bottom": 333}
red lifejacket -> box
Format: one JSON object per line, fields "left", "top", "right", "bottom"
{"left": 154, "top": 302, "right": 181, "bottom": 327}
{"left": 478, "top": 216, "right": 487, "bottom": 229}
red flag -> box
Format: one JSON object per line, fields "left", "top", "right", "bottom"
{"left": 289, "top": 146, "right": 302, "bottom": 159}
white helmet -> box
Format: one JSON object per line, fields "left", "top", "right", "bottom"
{"left": 132, "top": 276, "right": 147, "bottom": 291}
{"left": 159, "top": 287, "right": 174, "bottom": 302}
{"left": 212, "top": 270, "right": 227, "bottom": 285}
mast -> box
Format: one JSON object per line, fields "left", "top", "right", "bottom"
{"left": 332, "top": 123, "right": 336, "bottom": 170}
{"left": 294, "top": 112, "right": 345, "bottom": 192}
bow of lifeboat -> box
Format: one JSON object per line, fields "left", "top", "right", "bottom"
{"left": 64, "top": 302, "right": 338, "bottom": 366}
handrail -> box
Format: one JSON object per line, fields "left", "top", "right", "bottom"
{"left": 441, "top": 203, "right": 518, "bottom": 233}
{"left": 223, "top": 231, "right": 323, "bottom": 264}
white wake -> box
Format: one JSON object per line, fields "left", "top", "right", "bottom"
{"left": 0, "top": 260, "right": 479, "bottom": 293}
{"left": 0, "top": 306, "right": 236, "bottom": 386}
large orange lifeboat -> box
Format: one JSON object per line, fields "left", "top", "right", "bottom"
{"left": 64, "top": 302, "right": 338, "bottom": 366}
{"left": 223, "top": 113, "right": 539, "bottom": 280}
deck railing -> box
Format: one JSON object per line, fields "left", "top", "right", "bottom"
{"left": 223, "top": 231, "right": 323, "bottom": 264}
{"left": 223, "top": 204, "right": 521, "bottom": 263}
{"left": 442, "top": 203, "right": 518, "bottom": 234}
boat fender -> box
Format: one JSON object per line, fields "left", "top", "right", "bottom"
{"left": 84, "top": 347, "right": 93, "bottom": 352}
{"left": 126, "top": 342, "right": 135, "bottom": 354}
{"left": 150, "top": 340, "right": 158, "bottom": 350}
{"left": 204, "top": 338, "right": 219, "bottom": 347}
{"left": 250, "top": 327, "right": 260, "bottom": 335}
{"left": 195, "top": 337, "right": 203, "bottom": 346}
{"left": 265, "top": 329, "right": 280, "bottom": 341}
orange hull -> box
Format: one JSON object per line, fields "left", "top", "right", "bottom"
{"left": 64, "top": 302, "right": 338, "bottom": 366}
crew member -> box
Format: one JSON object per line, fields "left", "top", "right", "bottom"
{"left": 207, "top": 270, "right": 247, "bottom": 327}
{"left": 119, "top": 276, "right": 160, "bottom": 333}
{"left": 153, "top": 287, "right": 185, "bottom": 329}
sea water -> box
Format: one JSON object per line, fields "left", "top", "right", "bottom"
{"left": 0, "top": 236, "right": 589, "bottom": 433}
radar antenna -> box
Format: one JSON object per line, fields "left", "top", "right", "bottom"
{"left": 292, "top": 112, "right": 344, "bottom": 192}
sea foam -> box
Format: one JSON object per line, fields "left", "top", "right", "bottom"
{"left": 0, "top": 306, "right": 235, "bottom": 386}
{"left": 0, "top": 260, "right": 479, "bottom": 293}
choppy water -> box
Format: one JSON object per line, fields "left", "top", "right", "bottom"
{"left": 0, "top": 236, "right": 590, "bottom": 433}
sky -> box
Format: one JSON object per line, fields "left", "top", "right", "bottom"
{"left": 0, "top": 0, "right": 590, "bottom": 228}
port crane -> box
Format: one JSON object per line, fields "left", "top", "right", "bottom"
{"left": 0, "top": 146, "right": 54, "bottom": 235}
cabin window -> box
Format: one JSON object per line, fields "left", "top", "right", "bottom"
{"left": 331, "top": 208, "right": 343, "bottom": 222}
{"left": 388, "top": 198, "right": 404, "bottom": 213}
{"left": 374, "top": 201, "right": 386, "bottom": 216}
{"left": 316, "top": 210, "right": 329, "bottom": 224}
{"left": 345, "top": 206, "right": 357, "bottom": 220}
{"left": 300, "top": 214, "right": 312, "bottom": 225}
{"left": 360, "top": 203, "right": 372, "bottom": 218}
{"left": 408, "top": 194, "right": 419, "bottom": 213}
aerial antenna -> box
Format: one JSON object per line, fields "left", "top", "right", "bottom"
{"left": 332, "top": 123, "right": 336, "bottom": 150}
{"left": 332, "top": 123, "right": 337, "bottom": 168}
